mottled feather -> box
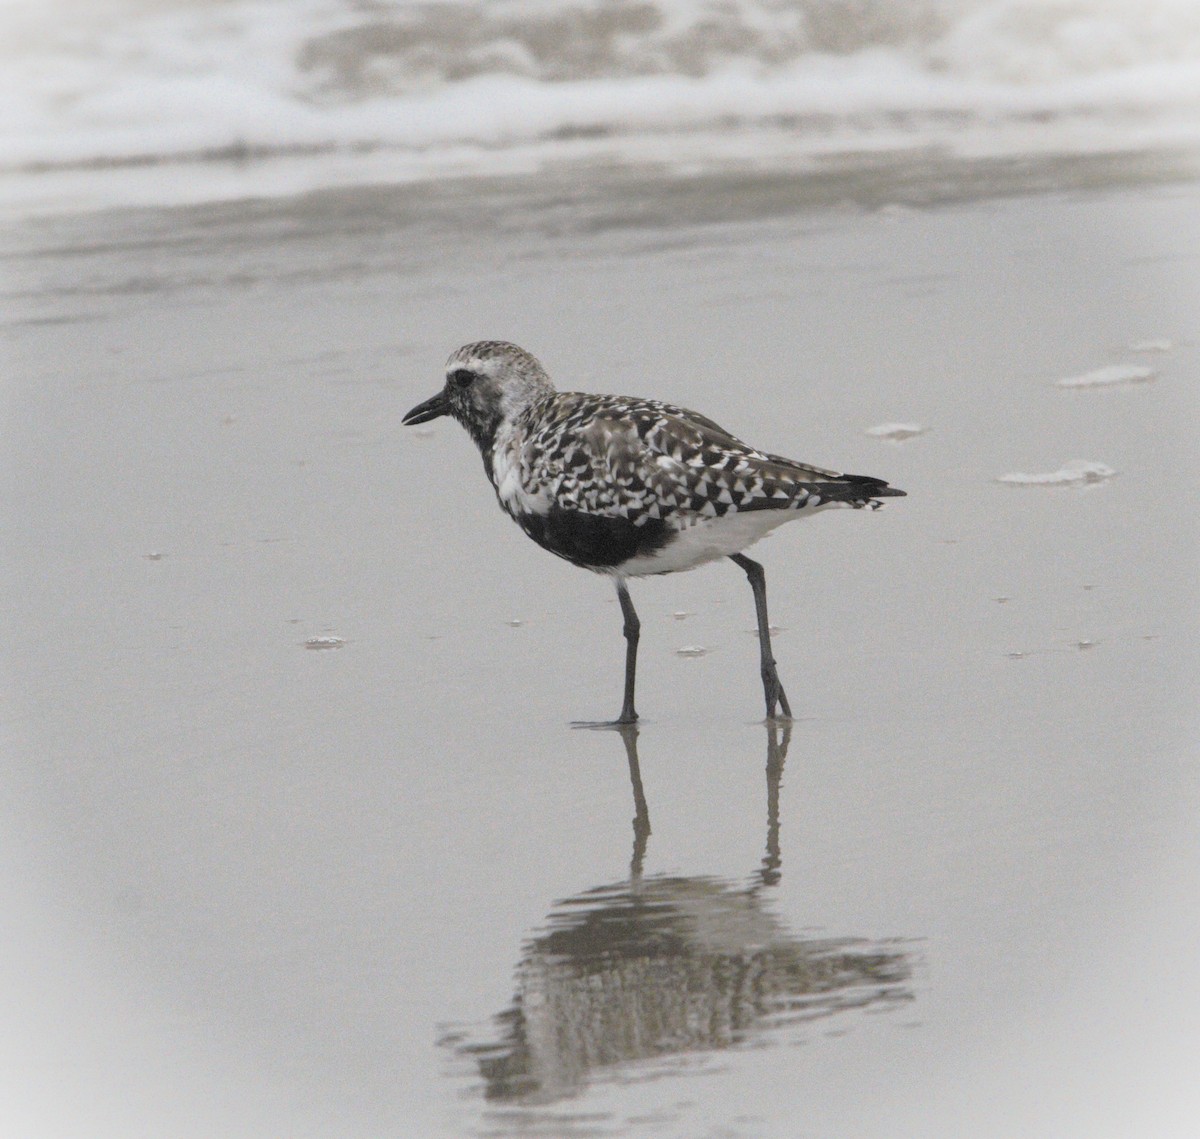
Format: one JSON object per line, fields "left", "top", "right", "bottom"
{"left": 508, "top": 393, "right": 899, "bottom": 529}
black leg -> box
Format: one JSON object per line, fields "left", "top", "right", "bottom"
{"left": 615, "top": 579, "right": 640, "bottom": 724}
{"left": 729, "top": 553, "right": 793, "bottom": 721}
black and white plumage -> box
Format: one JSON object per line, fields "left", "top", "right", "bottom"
{"left": 403, "top": 340, "right": 905, "bottom": 723}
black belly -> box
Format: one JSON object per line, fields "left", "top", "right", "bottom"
{"left": 515, "top": 506, "right": 672, "bottom": 570}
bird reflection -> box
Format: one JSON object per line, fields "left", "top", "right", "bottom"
{"left": 459, "top": 724, "right": 912, "bottom": 1105}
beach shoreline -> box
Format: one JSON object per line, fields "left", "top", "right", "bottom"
{"left": 2, "top": 156, "right": 1198, "bottom": 1138}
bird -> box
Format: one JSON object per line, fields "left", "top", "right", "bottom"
{"left": 403, "top": 341, "right": 905, "bottom": 723}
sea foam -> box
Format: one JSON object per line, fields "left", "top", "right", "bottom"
{"left": 1055, "top": 364, "right": 1156, "bottom": 388}
{"left": 996, "top": 461, "right": 1117, "bottom": 487}
{"left": 2, "top": 0, "right": 1199, "bottom": 211}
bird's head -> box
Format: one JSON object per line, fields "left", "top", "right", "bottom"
{"left": 403, "top": 341, "right": 556, "bottom": 450}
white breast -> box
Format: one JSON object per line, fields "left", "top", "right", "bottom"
{"left": 491, "top": 428, "right": 550, "bottom": 519}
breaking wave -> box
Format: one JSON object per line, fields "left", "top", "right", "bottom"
{"left": 2, "top": 0, "right": 1199, "bottom": 207}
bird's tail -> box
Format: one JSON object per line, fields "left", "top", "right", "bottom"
{"left": 812, "top": 473, "right": 906, "bottom": 510}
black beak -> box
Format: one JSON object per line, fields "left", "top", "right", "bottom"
{"left": 402, "top": 390, "right": 449, "bottom": 426}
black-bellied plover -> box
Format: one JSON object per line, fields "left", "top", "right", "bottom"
{"left": 404, "top": 341, "right": 905, "bottom": 723}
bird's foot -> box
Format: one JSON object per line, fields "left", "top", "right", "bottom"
{"left": 571, "top": 714, "right": 639, "bottom": 732}
{"left": 763, "top": 674, "right": 793, "bottom": 722}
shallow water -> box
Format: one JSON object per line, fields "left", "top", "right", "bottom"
{"left": 2, "top": 165, "right": 1199, "bottom": 1137}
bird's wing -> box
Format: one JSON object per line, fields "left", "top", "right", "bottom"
{"left": 530, "top": 396, "right": 899, "bottom": 521}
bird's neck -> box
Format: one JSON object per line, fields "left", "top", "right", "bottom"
{"left": 478, "top": 400, "right": 546, "bottom": 491}
{"left": 479, "top": 392, "right": 558, "bottom": 456}
{"left": 458, "top": 390, "right": 553, "bottom": 461}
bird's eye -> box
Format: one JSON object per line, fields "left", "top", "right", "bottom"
{"left": 449, "top": 368, "right": 475, "bottom": 388}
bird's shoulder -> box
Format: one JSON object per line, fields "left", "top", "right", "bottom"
{"left": 525, "top": 392, "right": 753, "bottom": 464}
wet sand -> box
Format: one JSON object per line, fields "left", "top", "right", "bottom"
{"left": 2, "top": 160, "right": 1199, "bottom": 1137}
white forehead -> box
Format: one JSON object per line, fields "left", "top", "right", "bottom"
{"left": 444, "top": 341, "right": 544, "bottom": 382}
{"left": 445, "top": 351, "right": 502, "bottom": 377}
